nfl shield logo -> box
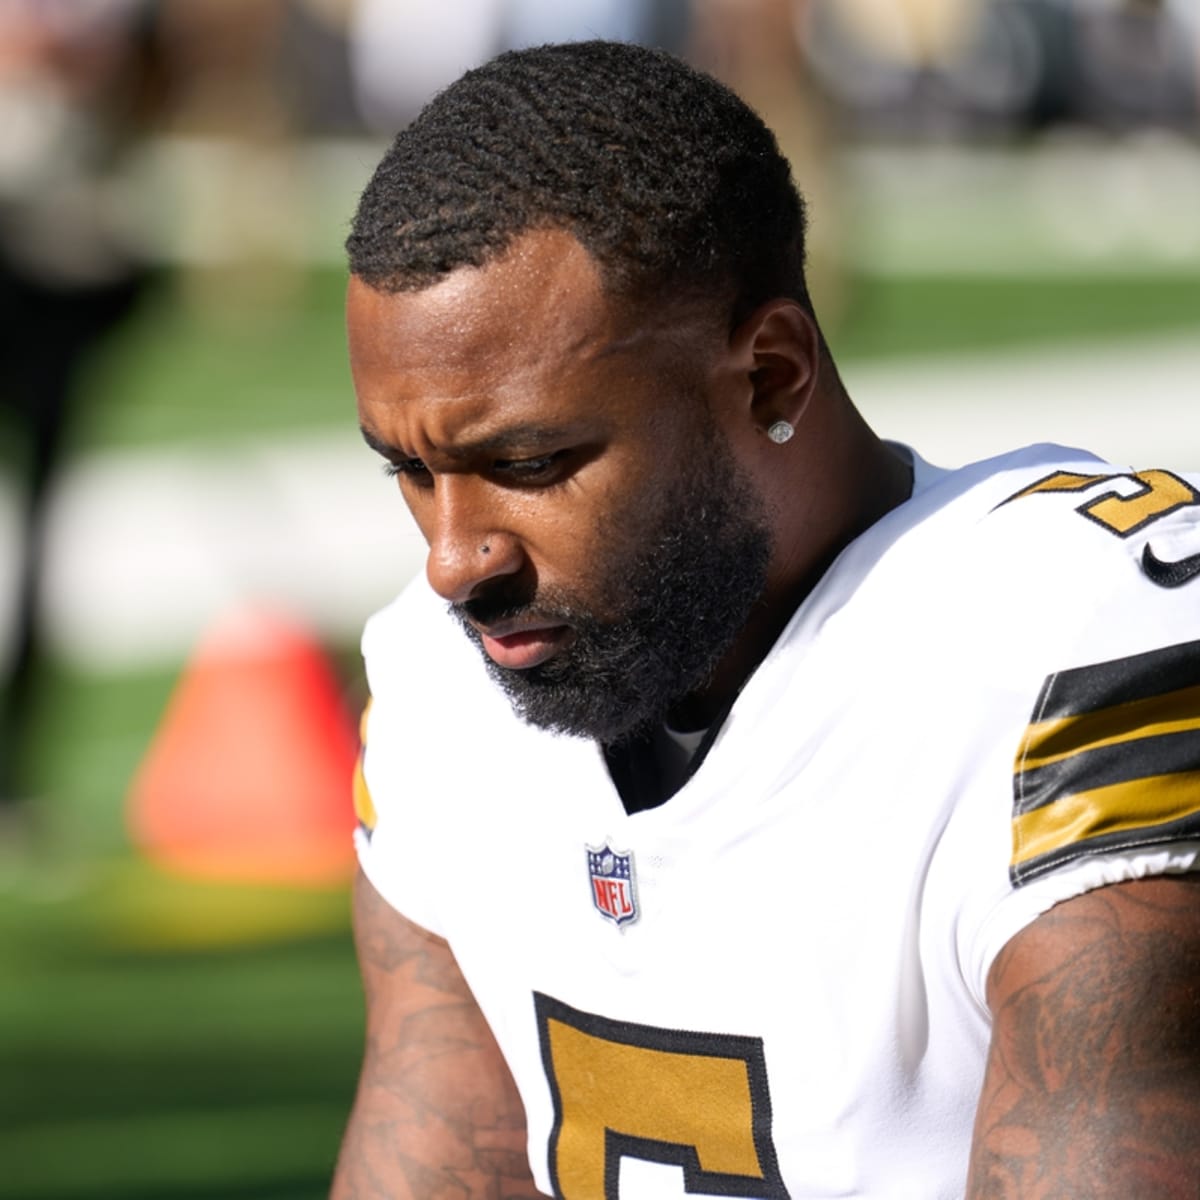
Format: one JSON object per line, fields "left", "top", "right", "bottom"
{"left": 587, "top": 841, "right": 638, "bottom": 928}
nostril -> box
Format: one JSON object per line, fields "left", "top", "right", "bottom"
{"left": 425, "top": 529, "right": 524, "bottom": 606}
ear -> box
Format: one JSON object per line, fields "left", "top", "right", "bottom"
{"left": 727, "top": 299, "right": 821, "bottom": 439}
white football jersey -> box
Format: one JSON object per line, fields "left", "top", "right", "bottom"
{"left": 355, "top": 443, "right": 1200, "bottom": 1199}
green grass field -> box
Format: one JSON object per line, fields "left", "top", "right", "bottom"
{"left": 5, "top": 259, "right": 1199, "bottom": 1198}
{"left": 1, "top": 875, "right": 358, "bottom": 1200}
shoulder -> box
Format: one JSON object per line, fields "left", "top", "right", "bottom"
{"left": 362, "top": 573, "right": 466, "bottom": 680}
{"left": 353, "top": 576, "right": 522, "bottom": 932}
{"left": 360, "top": 573, "right": 513, "bottom": 718}
{"left": 911, "top": 445, "right": 1200, "bottom": 658}
{"left": 975, "top": 449, "right": 1200, "bottom": 699}
{"left": 979, "top": 448, "right": 1200, "bottom": 575}
{"left": 950, "top": 446, "right": 1200, "bottom": 841}
{"left": 810, "top": 444, "right": 1199, "bottom": 699}
{"left": 921, "top": 448, "right": 1200, "bottom": 996}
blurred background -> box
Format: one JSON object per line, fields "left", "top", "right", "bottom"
{"left": 1, "top": 1, "right": 1198, "bottom": 1196}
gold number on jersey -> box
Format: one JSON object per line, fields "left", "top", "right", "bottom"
{"left": 535, "top": 993, "right": 789, "bottom": 1199}
{"left": 1004, "top": 469, "right": 1200, "bottom": 537}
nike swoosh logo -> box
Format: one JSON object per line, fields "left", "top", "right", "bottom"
{"left": 1141, "top": 543, "right": 1200, "bottom": 588}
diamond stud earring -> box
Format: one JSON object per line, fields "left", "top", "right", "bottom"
{"left": 767, "top": 420, "right": 795, "bottom": 445}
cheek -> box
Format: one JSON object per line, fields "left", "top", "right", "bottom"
{"left": 404, "top": 493, "right": 435, "bottom": 544}
{"left": 523, "top": 500, "right": 608, "bottom": 591}
{"left": 521, "top": 478, "right": 653, "bottom": 609}
{"left": 586, "top": 480, "right": 678, "bottom": 602}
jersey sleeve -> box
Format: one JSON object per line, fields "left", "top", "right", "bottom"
{"left": 353, "top": 694, "right": 446, "bottom": 937}
{"left": 350, "top": 584, "right": 462, "bottom": 938}
{"left": 956, "top": 463, "right": 1200, "bottom": 1006}
{"left": 1010, "top": 636, "right": 1200, "bottom": 885}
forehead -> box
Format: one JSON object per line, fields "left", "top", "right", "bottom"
{"left": 346, "top": 229, "right": 722, "bottom": 446}
{"left": 349, "top": 230, "right": 613, "bottom": 379}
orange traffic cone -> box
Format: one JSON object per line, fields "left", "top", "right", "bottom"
{"left": 127, "top": 607, "right": 361, "bottom": 886}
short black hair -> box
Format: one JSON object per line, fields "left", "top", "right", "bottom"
{"left": 347, "top": 40, "right": 809, "bottom": 325}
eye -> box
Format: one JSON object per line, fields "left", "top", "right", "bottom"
{"left": 382, "top": 458, "right": 432, "bottom": 487}
{"left": 491, "top": 451, "right": 570, "bottom": 486}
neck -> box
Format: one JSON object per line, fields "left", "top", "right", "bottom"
{"left": 669, "top": 423, "right": 913, "bottom": 731}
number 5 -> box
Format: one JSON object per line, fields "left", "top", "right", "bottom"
{"left": 1004, "top": 469, "right": 1200, "bottom": 537}
{"left": 535, "top": 993, "right": 789, "bottom": 1199}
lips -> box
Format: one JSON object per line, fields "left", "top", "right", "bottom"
{"left": 477, "top": 622, "right": 575, "bottom": 670}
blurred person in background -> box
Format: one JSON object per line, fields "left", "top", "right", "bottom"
{"left": 334, "top": 40, "right": 1200, "bottom": 1199}
{"left": 347, "top": 0, "right": 683, "bottom": 132}
{"left": 0, "top": 0, "right": 161, "bottom": 806}
{"left": 150, "top": 0, "right": 310, "bottom": 314}
{"left": 348, "top": 0, "right": 508, "bottom": 132}
{"left": 1069, "top": 0, "right": 1197, "bottom": 131}
{"left": 801, "top": 0, "right": 1200, "bottom": 136}
{"left": 801, "top": 0, "right": 992, "bottom": 134}
{"left": 688, "top": 0, "right": 847, "bottom": 321}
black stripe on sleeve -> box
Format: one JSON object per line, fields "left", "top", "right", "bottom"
{"left": 1015, "top": 728, "right": 1200, "bottom": 817}
{"left": 1031, "top": 639, "right": 1200, "bottom": 724}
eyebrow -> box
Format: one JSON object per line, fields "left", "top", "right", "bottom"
{"left": 360, "top": 426, "right": 402, "bottom": 459}
{"left": 360, "top": 422, "right": 575, "bottom": 460}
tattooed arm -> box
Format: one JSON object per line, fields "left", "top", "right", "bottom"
{"left": 331, "top": 870, "right": 543, "bottom": 1199}
{"left": 966, "top": 874, "right": 1200, "bottom": 1199}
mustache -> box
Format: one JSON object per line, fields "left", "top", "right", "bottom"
{"left": 455, "top": 583, "right": 574, "bottom": 630}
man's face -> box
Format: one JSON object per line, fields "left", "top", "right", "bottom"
{"left": 347, "top": 229, "right": 772, "bottom": 743}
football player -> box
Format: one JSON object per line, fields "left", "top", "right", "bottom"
{"left": 333, "top": 41, "right": 1200, "bottom": 1199}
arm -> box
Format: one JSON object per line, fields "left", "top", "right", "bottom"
{"left": 332, "top": 870, "right": 543, "bottom": 1199}
{"left": 966, "top": 874, "right": 1200, "bottom": 1198}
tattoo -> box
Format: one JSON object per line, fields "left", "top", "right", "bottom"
{"left": 355, "top": 866, "right": 471, "bottom": 995}
{"left": 332, "top": 874, "right": 543, "bottom": 1199}
{"left": 967, "top": 876, "right": 1200, "bottom": 1200}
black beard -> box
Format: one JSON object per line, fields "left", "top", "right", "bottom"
{"left": 452, "top": 442, "right": 771, "bottom": 744}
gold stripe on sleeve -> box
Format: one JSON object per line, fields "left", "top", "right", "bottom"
{"left": 353, "top": 700, "right": 377, "bottom": 832}
{"left": 1019, "top": 684, "right": 1200, "bottom": 770}
{"left": 352, "top": 756, "right": 377, "bottom": 832}
{"left": 1012, "top": 771, "right": 1200, "bottom": 869}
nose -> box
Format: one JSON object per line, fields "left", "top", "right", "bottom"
{"left": 423, "top": 477, "right": 523, "bottom": 604}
